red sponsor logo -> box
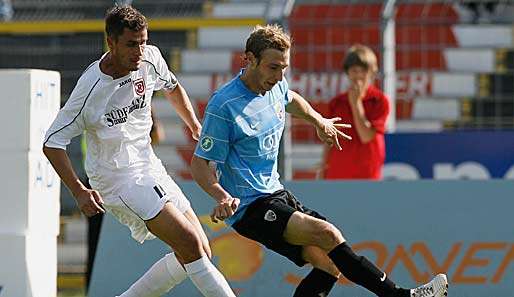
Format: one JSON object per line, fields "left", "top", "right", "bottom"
{"left": 133, "top": 78, "right": 146, "bottom": 96}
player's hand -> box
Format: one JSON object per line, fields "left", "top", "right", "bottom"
{"left": 190, "top": 122, "right": 202, "bottom": 141}
{"left": 74, "top": 188, "right": 105, "bottom": 217}
{"left": 210, "top": 197, "right": 240, "bottom": 223}
{"left": 316, "top": 117, "right": 352, "bottom": 150}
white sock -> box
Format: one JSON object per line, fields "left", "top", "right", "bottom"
{"left": 184, "top": 256, "right": 235, "bottom": 297}
{"left": 119, "top": 253, "right": 187, "bottom": 297}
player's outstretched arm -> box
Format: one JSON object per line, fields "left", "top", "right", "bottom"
{"left": 164, "top": 83, "right": 202, "bottom": 140}
{"left": 43, "top": 146, "right": 104, "bottom": 217}
{"left": 286, "top": 90, "right": 352, "bottom": 150}
{"left": 190, "top": 155, "right": 239, "bottom": 223}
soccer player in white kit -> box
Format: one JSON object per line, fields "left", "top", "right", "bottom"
{"left": 43, "top": 5, "right": 236, "bottom": 297}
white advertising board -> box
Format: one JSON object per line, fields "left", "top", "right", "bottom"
{"left": 0, "top": 69, "right": 60, "bottom": 297}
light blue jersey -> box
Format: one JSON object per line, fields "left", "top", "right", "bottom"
{"left": 194, "top": 70, "right": 290, "bottom": 225}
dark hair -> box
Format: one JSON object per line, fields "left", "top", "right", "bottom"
{"left": 343, "top": 44, "right": 378, "bottom": 74}
{"left": 245, "top": 24, "right": 291, "bottom": 62}
{"left": 105, "top": 5, "right": 147, "bottom": 40}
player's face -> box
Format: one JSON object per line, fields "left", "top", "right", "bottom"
{"left": 252, "top": 48, "right": 290, "bottom": 93}
{"left": 347, "top": 65, "right": 373, "bottom": 88}
{"left": 108, "top": 28, "right": 148, "bottom": 72}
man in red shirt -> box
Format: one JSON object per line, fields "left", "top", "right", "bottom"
{"left": 321, "top": 44, "right": 390, "bottom": 179}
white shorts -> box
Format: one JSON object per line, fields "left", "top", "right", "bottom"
{"left": 103, "top": 173, "right": 191, "bottom": 243}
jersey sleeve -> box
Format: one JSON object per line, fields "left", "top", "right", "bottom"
{"left": 147, "top": 45, "right": 178, "bottom": 91}
{"left": 281, "top": 78, "right": 291, "bottom": 105}
{"left": 43, "top": 79, "right": 94, "bottom": 150}
{"left": 367, "top": 92, "right": 390, "bottom": 134}
{"left": 194, "top": 101, "right": 232, "bottom": 164}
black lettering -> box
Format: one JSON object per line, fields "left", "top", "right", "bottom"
{"left": 118, "top": 78, "right": 132, "bottom": 88}
{"left": 139, "top": 95, "right": 147, "bottom": 108}
{"left": 105, "top": 115, "right": 114, "bottom": 127}
{"left": 105, "top": 95, "right": 149, "bottom": 127}
{"left": 129, "top": 102, "right": 138, "bottom": 113}
{"left": 114, "top": 109, "right": 123, "bottom": 119}
{"left": 153, "top": 185, "right": 164, "bottom": 198}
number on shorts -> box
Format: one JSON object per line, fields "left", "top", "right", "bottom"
{"left": 153, "top": 184, "right": 166, "bottom": 198}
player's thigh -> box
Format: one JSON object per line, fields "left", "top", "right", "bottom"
{"left": 302, "top": 245, "right": 340, "bottom": 278}
{"left": 183, "top": 207, "right": 212, "bottom": 258}
{"left": 146, "top": 202, "right": 203, "bottom": 261}
{"left": 284, "top": 211, "right": 344, "bottom": 250}
{"left": 283, "top": 211, "right": 326, "bottom": 245}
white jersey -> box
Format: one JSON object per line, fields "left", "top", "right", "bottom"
{"left": 44, "top": 45, "right": 177, "bottom": 199}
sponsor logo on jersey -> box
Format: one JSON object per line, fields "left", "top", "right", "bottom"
{"left": 133, "top": 78, "right": 146, "bottom": 96}
{"left": 200, "top": 136, "right": 214, "bottom": 152}
{"left": 119, "top": 78, "right": 132, "bottom": 88}
{"left": 104, "top": 95, "right": 147, "bottom": 127}
{"left": 262, "top": 129, "right": 281, "bottom": 151}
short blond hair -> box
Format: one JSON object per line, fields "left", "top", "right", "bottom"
{"left": 245, "top": 24, "right": 291, "bottom": 62}
{"left": 343, "top": 44, "right": 378, "bottom": 74}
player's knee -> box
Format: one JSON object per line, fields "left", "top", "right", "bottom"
{"left": 316, "top": 222, "right": 344, "bottom": 251}
{"left": 174, "top": 231, "right": 204, "bottom": 262}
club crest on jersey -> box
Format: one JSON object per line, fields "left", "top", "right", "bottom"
{"left": 133, "top": 78, "right": 146, "bottom": 96}
{"left": 264, "top": 210, "right": 277, "bottom": 221}
{"left": 274, "top": 101, "right": 284, "bottom": 121}
{"left": 200, "top": 136, "right": 214, "bottom": 152}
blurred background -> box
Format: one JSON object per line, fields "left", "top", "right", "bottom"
{"left": 1, "top": 0, "right": 513, "bottom": 296}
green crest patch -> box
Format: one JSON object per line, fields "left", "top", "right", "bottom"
{"left": 200, "top": 136, "right": 214, "bottom": 152}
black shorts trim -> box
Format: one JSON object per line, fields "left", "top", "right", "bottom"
{"left": 232, "top": 189, "right": 326, "bottom": 267}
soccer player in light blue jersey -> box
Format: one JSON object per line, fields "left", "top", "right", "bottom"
{"left": 191, "top": 25, "right": 448, "bottom": 297}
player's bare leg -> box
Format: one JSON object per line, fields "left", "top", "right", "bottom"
{"left": 183, "top": 208, "right": 212, "bottom": 259}
{"left": 145, "top": 203, "right": 235, "bottom": 297}
{"left": 118, "top": 207, "right": 213, "bottom": 297}
{"left": 119, "top": 203, "right": 234, "bottom": 297}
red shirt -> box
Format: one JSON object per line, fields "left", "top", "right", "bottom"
{"left": 324, "top": 85, "right": 389, "bottom": 180}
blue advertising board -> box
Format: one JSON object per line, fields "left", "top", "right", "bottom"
{"left": 90, "top": 181, "right": 514, "bottom": 297}
{"left": 385, "top": 131, "right": 514, "bottom": 179}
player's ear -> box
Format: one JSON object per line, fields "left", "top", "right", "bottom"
{"left": 244, "top": 51, "right": 257, "bottom": 69}
{"left": 106, "top": 35, "right": 115, "bottom": 51}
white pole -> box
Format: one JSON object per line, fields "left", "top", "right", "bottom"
{"left": 381, "top": 0, "right": 397, "bottom": 132}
